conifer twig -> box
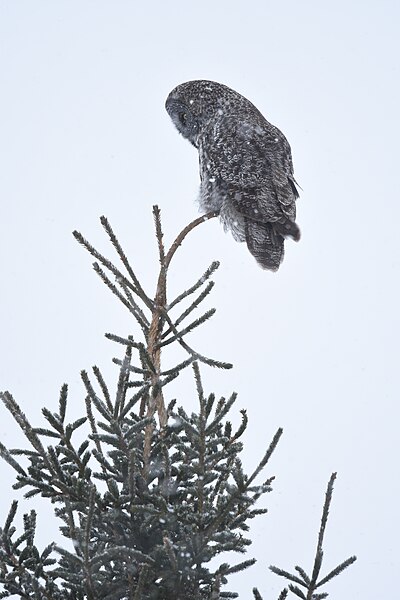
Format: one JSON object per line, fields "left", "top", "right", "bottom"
{"left": 100, "top": 215, "right": 153, "bottom": 309}
{"left": 93, "top": 262, "right": 149, "bottom": 333}
{"left": 270, "top": 473, "right": 356, "bottom": 598}
{"left": 153, "top": 205, "right": 166, "bottom": 265}
{"left": 73, "top": 229, "right": 152, "bottom": 309}
{"left": 168, "top": 261, "right": 219, "bottom": 311}
{"left": 161, "top": 309, "right": 233, "bottom": 369}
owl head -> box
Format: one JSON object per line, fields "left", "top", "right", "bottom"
{"left": 165, "top": 80, "right": 240, "bottom": 147}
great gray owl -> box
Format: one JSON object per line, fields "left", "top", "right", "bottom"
{"left": 165, "top": 80, "right": 300, "bottom": 271}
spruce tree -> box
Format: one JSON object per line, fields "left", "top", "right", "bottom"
{"left": 0, "top": 208, "right": 356, "bottom": 599}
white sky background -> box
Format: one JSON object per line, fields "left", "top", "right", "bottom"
{"left": 0, "top": 1, "right": 399, "bottom": 598}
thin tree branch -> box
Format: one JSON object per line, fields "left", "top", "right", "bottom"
{"left": 164, "top": 211, "right": 219, "bottom": 270}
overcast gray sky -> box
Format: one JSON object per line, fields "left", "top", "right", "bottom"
{"left": 0, "top": 1, "right": 399, "bottom": 598}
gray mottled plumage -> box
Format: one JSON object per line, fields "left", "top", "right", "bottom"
{"left": 165, "top": 80, "right": 300, "bottom": 271}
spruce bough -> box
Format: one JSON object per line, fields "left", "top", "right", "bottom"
{"left": 0, "top": 208, "right": 355, "bottom": 598}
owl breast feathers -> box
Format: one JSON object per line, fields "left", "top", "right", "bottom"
{"left": 165, "top": 80, "right": 300, "bottom": 271}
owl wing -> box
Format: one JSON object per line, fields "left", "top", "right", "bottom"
{"left": 204, "top": 114, "right": 299, "bottom": 230}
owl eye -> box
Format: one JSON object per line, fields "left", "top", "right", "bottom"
{"left": 179, "top": 112, "right": 188, "bottom": 125}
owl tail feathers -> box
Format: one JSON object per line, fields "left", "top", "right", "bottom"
{"left": 274, "top": 219, "right": 301, "bottom": 242}
{"left": 245, "top": 221, "right": 285, "bottom": 271}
